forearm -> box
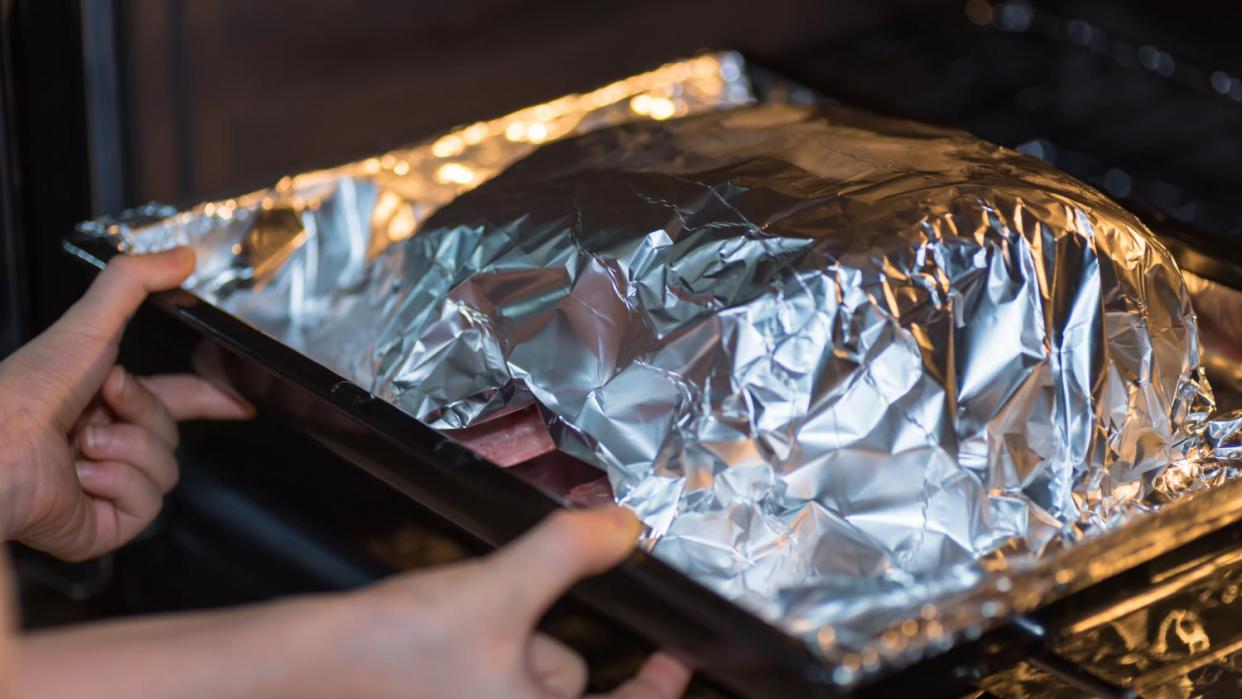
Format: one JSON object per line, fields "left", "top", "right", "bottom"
{"left": 12, "top": 594, "right": 350, "bottom": 698}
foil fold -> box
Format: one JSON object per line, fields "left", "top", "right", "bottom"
{"left": 81, "top": 54, "right": 1242, "bottom": 685}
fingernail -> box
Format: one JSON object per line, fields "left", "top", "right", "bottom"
{"left": 113, "top": 367, "right": 127, "bottom": 396}
{"left": 220, "top": 386, "right": 255, "bottom": 415}
{"left": 84, "top": 425, "right": 111, "bottom": 450}
{"left": 603, "top": 505, "right": 640, "bottom": 536}
{"left": 76, "top": 462, "right": 97, "bottom": 480}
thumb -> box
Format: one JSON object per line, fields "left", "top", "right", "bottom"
{"left": 11, "top": 248, "right": 195, "bottom": 429}
{"left": 61, "top": 248, "right": 195, "bottom": 332}
{"left": 484, "top": 506, "right": 641, "bottom": 628}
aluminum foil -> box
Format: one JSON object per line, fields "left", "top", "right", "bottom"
{"left": 981, "top": 540, "right": 1242, "bottom": 698}
{"left": 80, "top": 55, "right": 1242, "bottom": 686}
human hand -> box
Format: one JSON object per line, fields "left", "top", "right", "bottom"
{"left": 311, "top": 506, "right": 692, "bottom": 698}
{"left": 0, "top": 249, "right": 252, "bottom": 560}
{"left": 9, "top": 507, "right": 692, "bottom": 698}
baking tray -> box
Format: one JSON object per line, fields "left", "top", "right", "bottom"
{"left": 63, "top": 227, "right": 1242, "bottom": 698}
{"left": 62, "top": 233, "right": 843, "bottom": 698}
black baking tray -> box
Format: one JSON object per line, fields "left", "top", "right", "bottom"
{"left": 64, "top": 219, "right": 1242, "bottom": 699}
{"left": 63, "top": 235, "right": 842, "bottom": 698}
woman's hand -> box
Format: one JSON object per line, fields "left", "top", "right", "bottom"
{"left": 0, "top": 250, "right": 692, "bottom": 697}
{"left": 13, "top": 507, "right": 693, "bottom": 699}
{"left": 0, "top": 249, "right": 252, "bottom": 560}
{"left": 325, "top": 506, "right": 691, "bottom": 699}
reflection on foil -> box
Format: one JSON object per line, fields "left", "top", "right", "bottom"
{"left": 80, "top": 55, "right": 1242, "bottom": 686}
{"left": 984, "top": 544, "right": 1242, "bottom": 698}
{"left": 80, "top": 52, "right": 748, "bottom": 315}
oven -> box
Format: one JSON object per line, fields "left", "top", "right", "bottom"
{"left": 4, "top": 1, "right": 1242, "bottom": 697}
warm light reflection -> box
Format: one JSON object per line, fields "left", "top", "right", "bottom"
{"left": 648, "top": 97, "right": 676, "bottom": 120}
{"left": 423, "top": 53, "right": 727, "bottom": 154}
{"left": 436, "top": 163, "right": 476, "bottom": 185}
{"left": 169, "top": 54, "right": 744, "bottom": 267}
{"left": 816, "top": 625, "right": 836, "bottom": 647}
{"left": 462, "top": 122, "right": 489, "bottom": 145}
{"left": 371, "top": 190, "right": 417, "bottom": 246}
{"left": 431, "top": 135, "right": 465, "bottom": 158}
{"left": 505, "top": 122, "right": 527, "bottom": 142}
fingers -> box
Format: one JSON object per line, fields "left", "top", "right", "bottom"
{"left": 528, "top": 633, "right": 588, "bottom": 699}
{"left": 69, "top": 400, "right": 113, "bottom": 448}
{"left": 483, "top": 506, "right": 641, "bottom": 628}
{"left": 594, "top": 653, "right": 692, "bottom": 699}
{"left": 141, "top": 374, "right": 254, "bottom": 421}
{"left": 73, "top": 460, "right": 163, "bottom": 559}
{"left": 61, "top": 248, "right": 196, "bottom": 341}
{"left": 100, "top": 366, "right": 179, "bottom": 448}
{"left": 78, "top": 423, "right": 178, "bottom": 493}
{"left": 12, "top": 249, "right": 195, "bottom": 429}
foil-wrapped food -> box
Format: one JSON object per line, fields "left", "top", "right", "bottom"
{"left": 83, "top": 54, "right": 1242, "bottom": 685}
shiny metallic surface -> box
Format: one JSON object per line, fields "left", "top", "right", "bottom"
{"left": 983, "top": 541, "right": 1242, "bottom": 698}
{"left": 78, "top": 52, "right": 750, "bottom": 328}
{"left": 80, "top": 56, "right": 1242, "bottom": 684}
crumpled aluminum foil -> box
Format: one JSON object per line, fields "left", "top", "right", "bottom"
{"left": 82, "top": 54, "right": 1242, "bottom": 686}
{"left": 348, "top": 101, "right": 1233, "bottom": 658}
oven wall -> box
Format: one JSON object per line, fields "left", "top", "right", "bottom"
{"left": 0, "top": 17, "right": 24, "bottom": 356}
{"left": 0, "top": 0, "right": 95, "bottom": 339}
{"left": 116, "top": 0, "right": 940, "bottom": 205}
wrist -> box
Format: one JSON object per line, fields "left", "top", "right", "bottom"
{"left": 267, "top": 583, "right": 440, "bottom": 698}
{"left": 12, "top": 592, "right": 356, "bottom": 699}
{"left": 238, "top": 592, "right": 369, "bottom": 697}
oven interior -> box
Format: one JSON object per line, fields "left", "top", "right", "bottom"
{"left": 4, "top": 1, "right": 1242, "bottom": 697}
